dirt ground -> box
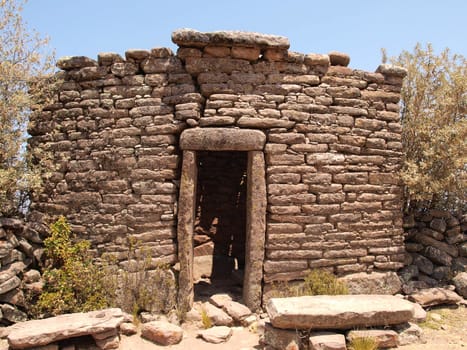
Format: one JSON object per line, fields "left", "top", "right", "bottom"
{"left": 119, "top": 305, "right": 466, "bottom": 350}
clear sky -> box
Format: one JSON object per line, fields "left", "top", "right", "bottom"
{"left": 23, "top": 0, "right": 467, "bottom": 72}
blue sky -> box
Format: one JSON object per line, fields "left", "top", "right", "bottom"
{"left": 23, "top": 0, "right": 466, "bottom": 72}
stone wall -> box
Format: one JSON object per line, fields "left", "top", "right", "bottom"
{"left": 29, "top": 29, "right": 407, "bottom": 299}
{"left": 401, "top": 209, "right": 467, "bottom": 293}
{"left": 0, "top": 218, "right": 44, "bottom": 324}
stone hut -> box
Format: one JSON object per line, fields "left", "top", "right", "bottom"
{"left": 29, "top": 29, "right": 407, "bottom": 311}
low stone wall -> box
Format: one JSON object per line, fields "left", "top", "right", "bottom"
{"left": 0, "top": 217, "right": 45, "bottom": 325}
{"left": 401, "top": 209, "right": 467, "bottom": 293}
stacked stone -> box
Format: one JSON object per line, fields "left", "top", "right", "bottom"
{"left": 173, "top": 30, "right": 407, "bottom": 282}
{"left": 29, "top": 29, "right": 408, "bottom": 291}
{"left": 401, "top": 209, "right": 467, "bottom": 293}
{"left": 0, "top": 218, "right": 44, "bottom": 324}
{"left": 28, "top": 47, "right": 203, "bottom": 267}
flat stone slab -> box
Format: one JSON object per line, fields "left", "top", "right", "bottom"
{"left": 172, "top": 29, "right": 290, "bottom": 49}
{"left": 266, "top": 295, "right": 415, "bottom": 330}
{"left": 7, "top": 308, "right": 124, "bottom": 349}
{"left": 180, "top": 128, "right": 265, "bottom": 151}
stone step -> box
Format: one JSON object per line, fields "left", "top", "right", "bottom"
{"left": 266, "top": 295, "right": 415, "bottom": 330}
{"left": 7, "top": 308, "right": 124, "bottom": 349}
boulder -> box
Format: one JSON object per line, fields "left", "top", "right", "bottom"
{"left": 347, "top": 329, "right": 398, "bottom": 348}
{"left": 197, "top": 326, "right": 232, "bottom": 344}
{"left": 140, "top": 321, "right": 183, "bottom": 346}
{"left": 408, "top": 287, "right": 463, "bottom": 307}
{"left": 339, "top": 271, "right": 401, "bottom": 294}
{"left": 7, "top": 308, "right": 124, "bottom": 349}
{"left": 266, "top": 295, "right": 415, "bottom": 330}
{"left": 453, "top": 272, "right": 467, "bottom": 298}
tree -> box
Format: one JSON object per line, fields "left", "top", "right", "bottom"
{"left": 0, "top": 0, "right": 54, "bottom": 216}
{"left": 391, "top": 44, "right": 467, "bottom": 211}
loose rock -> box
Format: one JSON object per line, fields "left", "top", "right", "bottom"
{"left": 197, "top": 326, "right": 232, "bottom": 344}
{"left": 140, "top": 320, "right": 183, "bottom": 346}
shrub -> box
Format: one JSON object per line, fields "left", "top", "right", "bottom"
{"left": 102, "top": 237, "right": 177, "bottom": 316}
{"left": 34, "top": 216, "right": 108, "bottom": 316}
{"left": 271, "top": 269, "right": 348, "bottom": 297}
{"left": 390, "top": 44, "right": 467, "bottom": 211}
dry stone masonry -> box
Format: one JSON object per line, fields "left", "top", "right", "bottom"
{"left": 29, "top": 29, "right": 408, "bottom": 310}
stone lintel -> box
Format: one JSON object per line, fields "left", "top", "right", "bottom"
{"left": 180, "top": 128, "right": 265, "bottom": 151}
{"left": 172, "top": 29, "right": 290, "bottom": 49}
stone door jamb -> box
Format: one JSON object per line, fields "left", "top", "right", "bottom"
{"left": 177, "top": 128, "right": 266, "bottom": 312}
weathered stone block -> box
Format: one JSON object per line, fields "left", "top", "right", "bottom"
{"left": 267, "top": 295, "right": 415, "bottom": 330}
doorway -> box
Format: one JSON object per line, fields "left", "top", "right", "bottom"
{"left": 193, "top": 151, "right": 247, "bottom": 297}
{"left": 177, "top": 128, "right": 266, "bottom": 312}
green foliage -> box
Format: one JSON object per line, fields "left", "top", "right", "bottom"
{"left": 0, "top": 0, "right": 55, "bottom": 216}
{"left": 390, "top": 43, "right": 467, "bottom": 211}
{"left": 34, "top": 216, "right": 108, "bottom": 316}
{"left": 200, "top": 307, "right": 212, "bottom": 329}
{"left": 271, "top": 269, "right": 348, "bottom": 297}
{"left": 102, "top": 237, "right": 177, "bottom": 316}
{"left": 348, "top": 335, "right": 378, "bottom": 350}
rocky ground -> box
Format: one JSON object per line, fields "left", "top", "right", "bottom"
{"left": 119, "top": 304, "right": 466, "bottom": 350}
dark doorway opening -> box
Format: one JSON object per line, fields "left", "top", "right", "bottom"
{"left": 193, "top": 151, "right": 247, "bottom": 298}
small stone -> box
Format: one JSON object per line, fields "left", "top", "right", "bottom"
{"left": 340, "top": 271, "right": 402, "bottom": 294}
{"left": 410, "top": 302, "right": 427, "bottom": 323}
{"left": 328, "top": 51, "right": 350, "bottom": 67}
{"left": 119, "top": 322, "right": 137, "bottom": 336}
{"left": 430, "top": 218, "right": 447, "bottom": 233}
{"left": 184, "top": 308, "right": 201, "bottom": 323}
{"left": 23, "top": 269, "right": 41, "bottom": 283}
{"left": 202, "top": 302, "right": 233, "bottom": 326}
{"left": 309, "top": 331, "right": 346, "bottom": 350}
{"left": 409, "top": 287, "right": 463, "bottom": 307}
{"left": 263, "top": 323, "right": 301, "bottom": 350}
{"left": 94, "top": 334, "right": 120, "bottom": 350}
{"left": 412, "top": 253, "right": 434, "bottom": 275}
{"left": 394, "top": 322, "right": 426, "bottom": 346}
{"left": 305, "top": 53, "right": 330, "bottom": 66}
{"left": 208, "top": 294, "right": 232, "bottom": 308}
{"left": 376, "top": 64, "right": 408, "bottom": 77}
{"left": 57, "top": 56, "right": 98, "bottom": 70}
{"left": 223, "top": 301, "right": 252, "bottom": 322}
{"left": 1, "top": 304, "right": 27, "bottom": 323}
{"left": 140, "top": 321, "right": 183, "bottom": 346}
{"left": 453, "top": 272, "right": 467, "bottom": 298}
{"left": 347, "top": 329, "right": 399, "bottom": 348}
{"left": 125, "top": 49, "right": 150, "bottom": 60}
{"left": 197, "top": 326, "right": 232, "bottom": 344}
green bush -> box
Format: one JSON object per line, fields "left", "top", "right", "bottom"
{"left": 34, "top": 216, "right": 108, "bottom": 316}
{"left": 271, "top": 269, "right": 348, "bottom": 297}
